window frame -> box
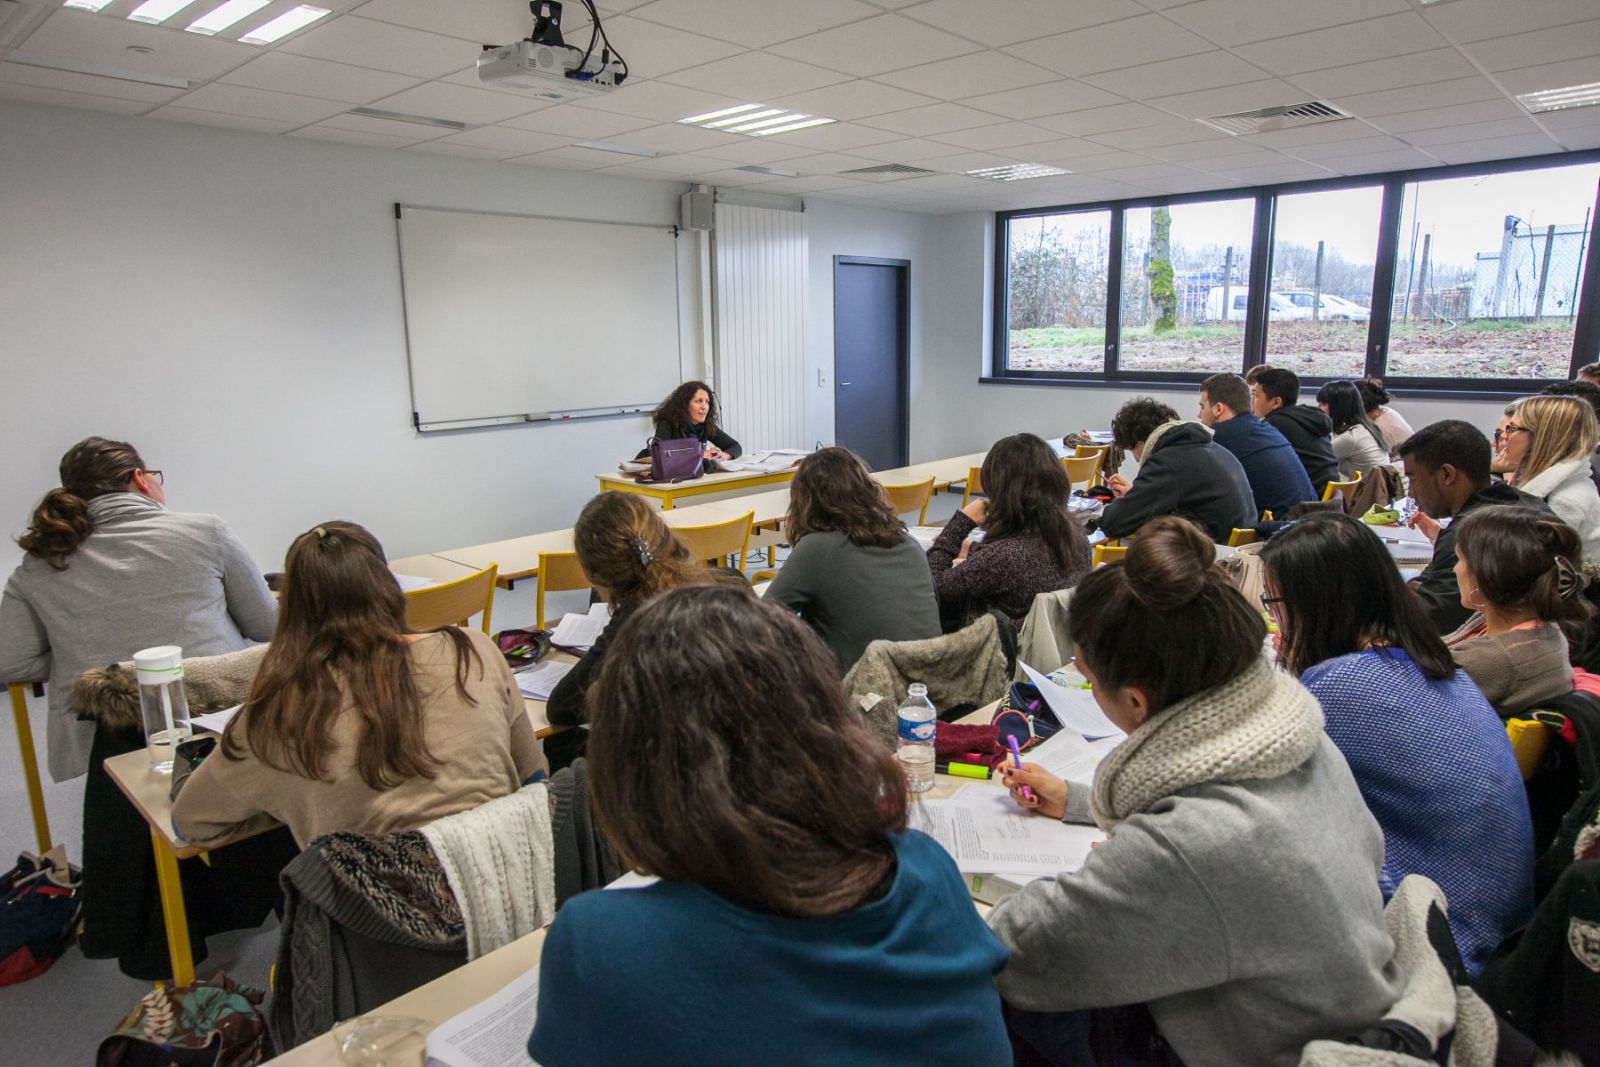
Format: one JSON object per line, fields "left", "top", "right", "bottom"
{"left": 987, "top": 149, "right": 1600, "bottom": 399}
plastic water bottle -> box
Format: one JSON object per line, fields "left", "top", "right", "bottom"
{"left": 134, "top": 645, "right": 192, "bottom": 773}
{"left": 896, "top": 683, "right": 937, "bottom": 793}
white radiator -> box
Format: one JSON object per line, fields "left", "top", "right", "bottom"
{"left": 712, "top": 203, "right": 808, "bottom": 451}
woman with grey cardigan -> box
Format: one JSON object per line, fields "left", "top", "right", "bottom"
{"left": 0, "top": 437, "right": 277, "bottom": 781}
{"left": 989, "top": 517, "right": 1400, "bottom": 1067}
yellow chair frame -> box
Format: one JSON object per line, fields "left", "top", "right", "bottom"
{"left": 959, "top": 466, "right": 984, "bottom": 508}
{"left": 1227, "top": 528, "right": 1260, "bottom": 547}
{"left": 1506, "top": 717, "right": 1551, "bottom": 780}
{"left": 8, "top": 682, "right": 52, "bottom": 853}
{"left": 1074, "top": 444, "right": 1111, "bottom": 486}
{"left": 404, "top": 563, "right": 498, "bottom": 634}
{"left": 536, "top": 551, "right": 592, "bottom": 630}
{"left": 1062, "top": 453, "right": 1101, "bottom": 490}
{"left": 675, "top": 511, "right": 755, "bottom": 576}
{"left": 1322, "top": 471, "right": 1362, "bottom": 504}
{"left": 1092, "top": 540, "right": 1127, "bottom": 567}
{"left": 882, "top": 477, "right": 936, "bottom": 525}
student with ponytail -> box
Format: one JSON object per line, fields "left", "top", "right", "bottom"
{"left": 988, "top": 517, "right": 1399, "bottom": 1067}
{"left": 1445, "top": 506, "right": 1591, "bottom": 717}
{"left": 544, "top": 493, "right": 743, "bottom": 770}
{"left": 0, "top": 437, "right": 277, "bottom": 781}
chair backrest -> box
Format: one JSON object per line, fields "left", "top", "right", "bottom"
{"left": 536, "top": 552, "right": 591, "bottom": 630}
{"left": 882, "top": 477, "right": 936, "bottom": 525}
{"left": 1074, "top": 444, "right": 1111, "bottom": 486}
{"left": 1322, "top": 470, "right": 1362, "bottom": 503}
{"left": 1061, "top": 453, "right": 1101, "bottom": 490}
{"left": 1227, "top": 528, "right": 1260, "bottom": 548}
{"left": 1506, "top": 717, "right": 1553, "bottom": 780}
{"left": 675, "top": 511, "right": 755, "bottom": 575}
{"left": 960, "top": 466, "right": 984, "bottom": 507}
{"left": 1091, "top": 541, "right": 1127, "bottom": 567}
{"left": 404, "top": 564, "right": 498, "bottom": 634}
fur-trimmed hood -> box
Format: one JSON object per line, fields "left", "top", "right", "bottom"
{"left": 71, "top": 644, "right": 269, "bottom": 731}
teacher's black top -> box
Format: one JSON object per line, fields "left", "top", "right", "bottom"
{"left": 654, "top": 418, "right": 742, "bottom": 460}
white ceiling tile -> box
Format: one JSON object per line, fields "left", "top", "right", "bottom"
{"left": 1373, "top": 98, "right": 1525, "bottom": 135}
{"left": 1462, "top": 19, "right": 1600, "bottom": 75}
{"left": 742, "top": 174, "right": 858, "bottom": 193}
{"left": 689, "top": 137, "right": 831, "bottom": 163}
{"left": 767, "top": 79, "right": 934, "bottom": 121}
{"left": 876, "top": 50, "right": 1057, "bottom": 98}
{"left": 20, "top": 9, "right": 258, "bottom": 82}
{"left": 1085, "top": 121, "right": 1221, "bottom": 151}
{"left": 292, "top": 125, "right": 419, "bottom": 148}
{"left": 1044, "top": 148, "right": 1153, "bottom": 172}
{"left": 857, "top": 101, "right": 998, "bottom": 135}
{"left": 219, "top": 53, "right": 420, "bottom": 104}
{"left": 168, "top": 83, "right": 349, "bottom": 124}
{"left": 351, "top": 0, "right": 527, "bottom": 43}
{"left": 1330, "top": 76, "right": 1507, "bottom": 120}
{"left": 594, "top": 120, "right": 742, "bottom": 153}
{"left": 965, "top": 79, "right": 1124, "bottom": 120}
{"left": 1162, "top": 0, "right": 1410, "bottom": 47}
{"left": 145, "top": 105, "right": 299, "bottom": 132}
{"left": 1233, "top": 13, "right": 1449, "bottom": 76}
{"left": 839, "top": 138, "right": 974, "bottom": 163}
{"left": 0, "top": 59, "right": 184, "bottom": 104}
{"left": 1552, "top": 124, "right": 1600, "bottom": 151}
{"left": 1324, "top": 147, "right": 1441, "bottom": 174}
{"left": 1204, "top": 160, "right": 1336, "bottom": 183}
{"left": 767, "top": 14, "right": 979, "bottom": 76}
{"left": 317, "top": 110, "right": 452, "bottom": 138}
{"left": 750, "top": 120, "right": 899, "bottom": 152}
{"left": 928, "top": 121, "right": 1059, "bottom": 151}
{"left": 904, "top": 0, "right": 1145, "bottom": 48}
{"left": 498, "top": 105, "right": 650, "bottom": 137}
{"left": 658, "top": 51, "right": 850, "bottom": 97}
{"left": 604, "top": 152, "right": 734, "bottom": 175}
{"left": 1083, "top": 50, "right": 1269, "bottom": 98}
{"left": 1004, "top": 15, "right": 1211, "bottom": 78}
{"left": 0, "top": 79, "right": 152, "bottom": 114}
{"left": 783, "top": 150, "right": 907, "bottom": 174}
{"left": 369, "top": 81, "right": 544, "bottom": 124}
{"left": 406, "top": 140, "right": 518, "bottom": 160}
{"left": 567, "top": 79, "right": 746, "bottom": 120}
{"left": 1175, "top": 147, "right": 1291, "bottom": 170}
{"left": 1399, "top": 117, "right": 1555, "bottom": 148}
{"left": 1029, "top": 101, "right": 1170, "bottom": 136}
{"left": 1092, "top": 161, "right": 1210, "bottom": 184}
{"left": 1286, "top": 48, "right": 1477, "bottom": 99}
{"left": 1419, "top": 0, "right": 1600, "bottom": 45}
{"left": 1427, "top": 133, "right": 1569, "bottom": 166}
{"left": 1282, "top": 134, "right": 1414, "bottom": 160}
{"left": 514, "top": 145, "right": 638, "bottom": 168}
{"left": 279, "top": 16, "right": 476, "bottom": 79}
{"left": 1540, "top": 107, "right": 1600, "bottom": 131}
{"left": 1495, "top": 56, "right": 1600, "bottom": 96}
{"left": 427, "top": 124, "right": 572, "bottom": 152}
{"left": 1146, "top": 79, "right": 1308, "bottom": 121}
{"left": 584, "top": 15, "right": 747, "bottom": 76}
{"left": 626, "top": 0, "right": 880, "bottom": 48}
{"left": 915, "top": 149, "right": 1040, "bottom": 173}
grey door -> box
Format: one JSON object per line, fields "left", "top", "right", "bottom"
{"left": 834, "top": 256, "right": 909, "bottom": 470}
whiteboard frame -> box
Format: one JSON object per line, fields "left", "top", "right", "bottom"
{"left": 394, "top": 202, "right": 682, "bottom": 434}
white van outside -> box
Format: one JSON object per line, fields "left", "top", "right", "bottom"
{"left": 1204, "top": 287, "right": 1307, "bottom": 322}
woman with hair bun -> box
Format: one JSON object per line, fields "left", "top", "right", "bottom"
{"left": 1445, "top": 505, "right": 1590, "bottom": 717}
{"left": 987, "top": 516, "right": 1399, "bottom": 1067}
{"left": 1354, "top": 377, "right": 1412, "bottom": 458}
{"left": 0, "top": 437, "right": 277, "bottom": 782}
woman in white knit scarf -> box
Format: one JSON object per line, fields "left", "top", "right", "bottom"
{"left": 987, "top": 516, "right": 1401, "bottom": 1067}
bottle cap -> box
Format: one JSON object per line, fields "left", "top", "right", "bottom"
{"left": 908, "top": 682, "right": 927, "bottom": 696}
{"left": 133, "top": 646, "right": 184, "bottom": 686}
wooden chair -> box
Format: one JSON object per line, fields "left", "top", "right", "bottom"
{"left": 404, "top": 563, "right": 498, "bottom": 634}
{"left": 1322, "top": 471, "right": 1362, "bottom": 504}
{"left": 675, "top": 511, "right": 755, "bottom": 576}
{"left": 882, "top": 477, "right": 936, "bottom": 525}
{"left": 536, "top": 551, "right": 591, "bottom": 630}
{"left": 1227, "top": 528, "right": 1260, "bottom": 548}
{"left": 1074, "top": 444, "right": 1111, "bottom": 487}
{"left": 1506, "top": 718, "right": 1552, "bottom": 780}
{"left": 1092, "top": 541, "right": 1127, "bottom": 567}
{"left": 960, "top": 466, "right": 984, "bottom": 508}
{"left": 1062, "top": 453, "right": 1101, "bottom": 490}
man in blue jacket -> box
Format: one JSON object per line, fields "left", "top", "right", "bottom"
{"left": 1198, "top": 373, "right": 1316, "bottom": 518}
{"left": 1100, "top": 397, "right": 1257, "bottom": 544}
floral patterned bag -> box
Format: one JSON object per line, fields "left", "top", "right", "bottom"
{"left": 96, "top": 974, "right": 270, "bottom": 1067}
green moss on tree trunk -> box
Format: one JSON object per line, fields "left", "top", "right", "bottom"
{"left": 1148, "top": 207, "right": 1176, "bottom": 334}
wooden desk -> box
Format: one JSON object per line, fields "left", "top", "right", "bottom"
{"left": 7, "top": 679, "right": 52, "bottom": 853}
{"left": 596, "top": 465, "right": 797, "bottom": 510}
{"left": 388, "top": 554, "right": 485, "bottom": 585}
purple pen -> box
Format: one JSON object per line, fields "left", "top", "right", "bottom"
{"left": 1006, "top": 735, "right": 1034, "bottom": 802}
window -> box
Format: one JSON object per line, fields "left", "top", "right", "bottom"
{"left": 1003, "top": 210, "right": 1112, "bottom": 373}
{"left": 1120, "top": 199, "right": 1255, "bottom": 374}
{"left": 1266, "top": 186, "right": 1381, "bottom": 380}
{"left": 1387, "top": 161, "right": 1600, "bottom": 380}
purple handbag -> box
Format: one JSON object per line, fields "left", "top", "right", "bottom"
{"left": 643, "top": 436, "right": 704, "bottom": 483}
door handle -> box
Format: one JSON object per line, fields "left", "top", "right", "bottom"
{"left": 839, "top": 381, "right": 852, "bottom": 387}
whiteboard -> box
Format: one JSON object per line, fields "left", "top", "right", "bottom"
{"left": 396, "top": 204, "right": 683, "bottom": 431}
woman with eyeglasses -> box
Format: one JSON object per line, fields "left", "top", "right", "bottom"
{"left": 1260, "top": 512, "right": 1532, "bottom": 974}
{"left": 0, "top": 437, "right": 277, "bottom": 782}
{"left": 1444, "top": 505, "right": 1589, "bottom": 718}
{"left": 1492, "top": 395, "right": 1600, "bottom": 561}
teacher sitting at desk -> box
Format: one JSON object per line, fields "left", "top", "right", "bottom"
{"left": 172, "top": 521, "right": 545, "bottom": 850}
{"left": 652, "top": 380, "right": 741, "bottom": 467}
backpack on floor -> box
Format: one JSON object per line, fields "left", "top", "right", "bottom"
{"left": 0, "top": 846, "right": 81, "bottom": 985}
{"left": 96, "top": 973, "right": 271, "bottom": 1067}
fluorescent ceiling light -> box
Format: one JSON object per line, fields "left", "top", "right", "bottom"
{"left": 749, "top": 116, "right": 834, "bottom": 136}
{"left": 574, "top": 140, "right": 657, "bottom": 158}
{"left": 679, "top": 104, "right": 763, "bottom": 124}
{"left": 239, "top": 3, "right": 327, "bottom": 44}
{"left": 186, "top": 0, "right": 270, "bottom": 35}
{"left": 679, "top": 103, "right": 836, "bottom": 138}
{"left": 7, "top": 49, "right": 190, "bottom": 88}
{"left": 346, "top": 106, "right": 468, "bottom": 131}
{"left": 62, "top": 0, "right": 115, "bottom": 11}
{"left": 966, "top": 163, "right": 1071, "bottom": 182}
{"left": 1517, "top": 81, "right": 1600, "bottom": 114}
{"left": 705, "top": 108, "right": 782, "bottom": 129}
{"left": 128, "top": 0, "right": 199, "bottom": 23}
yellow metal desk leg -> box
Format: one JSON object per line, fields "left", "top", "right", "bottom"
{"left": 9, "top": 683, "right": 52, "bottom": 853}
{"left": 149, "top": 828, "right": 196, "bottom": 986}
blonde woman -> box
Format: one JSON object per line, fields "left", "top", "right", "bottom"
{"left": 1494, "top": 395, "right": 1600, "bottom": 561}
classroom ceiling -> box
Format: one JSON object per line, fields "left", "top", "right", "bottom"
{"left": 2, "top": 0, "right": 1599, "bottom": 214}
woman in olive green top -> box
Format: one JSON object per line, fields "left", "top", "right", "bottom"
{"left": 766, "top": 448, "right": 940, "bottom": 672}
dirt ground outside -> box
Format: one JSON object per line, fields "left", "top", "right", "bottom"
{"left": 1008, "top": 320, "right": 1578, "bottom": 379}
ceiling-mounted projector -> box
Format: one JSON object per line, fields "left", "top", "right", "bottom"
{"left": 478, "top": 0, "right": 628, "bottom": 102}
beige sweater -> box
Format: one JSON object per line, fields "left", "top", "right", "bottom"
{"left": 172, "top": 629, "right": 545, "bottom": 849}
{"left": 1444, "top": 616, "right": 1573, "bottom": 718}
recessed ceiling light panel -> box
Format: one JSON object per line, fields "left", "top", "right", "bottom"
{"left": 186, "top": 0, "right": 270, "bottom": 35}
{"left": 239, "top": 3, "right": 327, "bottom": 44}
{"left": 1517, "top": 81, "right": 1600, "bottom": 114}
{"left": 127, "top": 0, "right": 200, "bottom": 24}
{"left": 966, "top": 163, "right": 1070, "bottom": 182}
{"left": 62, "top": 0, "right": 115, "bottom": 11}
{"left": 679, "top": 102, "right": 834, "bottom": 138}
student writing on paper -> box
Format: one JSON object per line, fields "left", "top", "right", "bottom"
{"left": 172, "top": 522, "right": 544, "bottom": 849}
{"left": 986, "top": 517, "right": 1400, "bottom": 1067}
{"left": 764, "top": 447, "right": 940, "bottom": 672}
{"left": 649, "top": 380, "right": 741, "bottom": 467}
{"left": 0, "top": 436, "right": 277, "bottom": 783}
{"left": 1098, "top": 397, "right": 1256, "bottom": 545}
{"left": 928, "top": 433, "right": 1089, "bottom": 631}
{"left": 529, "top": 586, "right": 1010, "bottom": 1067}
{"left": 544, "top": 493, "right": 744, "bottom": 771}
{"left": 1261, "top": 512, "right": 1533, "bottom": 972}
